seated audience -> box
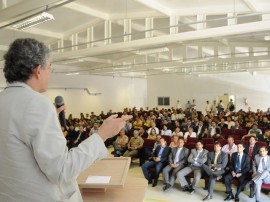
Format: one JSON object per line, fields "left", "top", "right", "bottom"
{"left": 259, "top": 117, "right": 270, "bottom": 129}
{"left": 138, "top": 126, "right": 148, "bottom": 139}
{"left": 66, "top": 124, "right": 77, "bottom": 149}
{"left": 226, "top": 117, "right": 235, "bottom": 129}
{"left": 89, "top": 122, "right": 99, "bottom": 136}
{"left": 246, "top": 117, "right": 258, "bottom": 127}
{"left": 133, "top": 116, "right": 143, "bottom": 130}
{"left": 163, "top": 138, "right": 189, "bottom": 191}
{"left": 202, "top": 142, "right": 228, "bottom": 201}
{"left": 148, "top": 128, "right": 158, "bottom": 140}
{"left": 257, "top": 129, "right": 270, "bottom": 146}
{"left": 224, "top": 143, "right": 251, "bottom": 202}
{"left": 196, "top": 121, "right": 204, "bottom": 136}
{"left": 222, "top": 136, "right": 237, "bottom": 157}
{"left": 244, "top": 136, "right": 260, "bottom": 160}
{"left": 198, "top": 126, "right": 209, "bottom": 140}
{"left": 161, "top": 125, "right": 172, "bottom": 136}
{"left": 141, "top": 138, "right": 171, "bottom": 187}
{"left": 123, "top": 130, "right": 144, "bottom": 157}
{"left": 231, "top": 121, "right": 242, "bottom": 130}
{"left": 184, "top": 127, "right": 197, "bottom": 141}
{"left": 208, "top": 121, "right": 221, "bottom": 138}
{"left": 169, "top": 135, "right": 179, "bottom": 148}
{"left": 241, "top": 124, "right": 262, "bottom": 140}
{"left": 249, "top": 146, "right": 270, "bottom": 202}
{"left": 172, "top": 127, "right": 184, "bottom": 137}
{"left": 147, "top": 122, "right": 159, "bottom": 135}
{"left": 177, "top": 140, "right": 208, "bottom": 193}
{"left": 113, "top": 129, "right": 129, "bottom": 157}
{"left": 218, "top": 118, "right": 228, "bottom": 129}
{"left": 73, "top": 125, "right": 88, "bottom": 147}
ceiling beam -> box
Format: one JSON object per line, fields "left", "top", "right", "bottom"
{"left": 52, "top": 20, "right": 270, "bottom": 62}
{"left": 242, "top": 0, "right": 258, "bottom": 12}
{"left": 136, "top": 0, "right": 171, "bottom": 16}
{"left": 63, "top": 2, "right": 109, "bottom": 20}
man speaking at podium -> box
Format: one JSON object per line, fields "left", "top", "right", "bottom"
{"left": 0, "top": 38, "right": 132, "bottom": 202}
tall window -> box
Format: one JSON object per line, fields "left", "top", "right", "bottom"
{"left": 158, "top": 97, "right": 170, "bottom": 106}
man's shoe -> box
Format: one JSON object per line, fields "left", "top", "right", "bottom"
{"left": 152, "top": 181, "right": 157, "bottom": 187}
{"left": 163, "top": 183, "right": 171, "bottom": 191}
{"left": 224, "top": 194, "right": 234, "bottom": 201}
{"left": 234, "top": 195, "right": 239, "bottom": 202}
{"left": 182, "top": 185, "right": 190, "bottom": 192}
{"left": 148, "top": 179, "right": 152, "bottom": 184}
{"left": 249, "top": 185, "right": 255, "bottom": 198}
{"left": 189, "top": 186, "right": 195, "bottom": 194}
{"left": 249, "top": 193, "right": 255, "bottom": 198}
{"left": 203, "top": 194, "right": 213, "bottom": 201}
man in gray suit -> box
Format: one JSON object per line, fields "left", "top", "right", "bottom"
{"left": 162, "top": 138, "right": 189, "bottom": 191}
{"left": 202, "top": 142, "right": 228, "bottom": 200}
{"left": 177, "top": 140, "right": 208, "bottom": 193}
{"left": 250, "top": 146, "right": 270, "bottom": 202}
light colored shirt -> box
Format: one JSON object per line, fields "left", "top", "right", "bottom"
{"left": 158, "top": 147, "right": 165, "bottom": 158}
{"left": 161, "top": 129, "right": 172, "bottom": 136}
{"left": 222, "top": 143, "right": 237, "bottom": 156}
{"left": 214, "top": 152, "right": 220, "bottom": 164}
{"left": 236, "top": 153, "right": 243, "bottom": 172}
{"left": 184, "top": 131, "right": 197, "bottom": 140}
{"left": 174, "top": 147, "right": 183, "bottom": 164}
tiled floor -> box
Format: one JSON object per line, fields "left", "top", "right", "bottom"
{"left": 107, "top": 147, "right": 270, "bottom": 202}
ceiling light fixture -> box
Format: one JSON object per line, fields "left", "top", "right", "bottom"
{"left": 12, "top": 12, "right": 55, "bottom": 30}
{"left": 264, "top": 36, "right": 270, "bottom": 41}
{"left": 136, "top": 47, "right": 169, "bottom": 55}
{"left": 66, "top": 72, "right": 80, "bottom": 76}
{"left": 182, "top": 58, "right": 209, "bottom": 64}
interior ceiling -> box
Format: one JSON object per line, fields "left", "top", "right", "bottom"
{"left": 0, "top": 0, "right": 270, "bottom": 78}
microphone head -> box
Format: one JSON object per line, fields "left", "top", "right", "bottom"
{"left": 55, "top": 96, "right": 64, "bottom": 106}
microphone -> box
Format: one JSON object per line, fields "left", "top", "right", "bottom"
{"left": 55, "top": 96, "right": 67, "bottom": 129}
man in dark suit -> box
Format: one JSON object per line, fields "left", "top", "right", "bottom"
{"left": 66, "top": 124, "right": 77, "bottom": 149}
{"left": 73, "top": 125, "right": 88, "bottom": 147}
{"left": 202, "top": 142, "right": 228, "bottom": 201}
{"left": 244, "top": 136, "right": 260, "bottom": 160}
{"left": 224, "top": 143, "right": 251, "bottom": 202}
{"left": 218, "top": 118, "right": 228, "bottom": 130}
{"left": 141, "top": 138, "right": 171, "bottom": 187}
{"left": 208, "top": 121, "right": 221, "bottom": 138}
{"left": 162, "top": 138, "right": 189, "bottom": 191}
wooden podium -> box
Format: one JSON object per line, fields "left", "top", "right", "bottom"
{"left": 77, "top": 157, "right": 148, "bottom": 202}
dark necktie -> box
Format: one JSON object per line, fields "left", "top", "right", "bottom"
{"left": 236, "top": 154, "right": 241, "bottom": 173}
{"left": 248, "top": 147, "right": 253, "bottom": 157}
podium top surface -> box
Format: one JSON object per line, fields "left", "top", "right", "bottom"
{"left": 77, "top": 157, "right": 131, "bottom": 189}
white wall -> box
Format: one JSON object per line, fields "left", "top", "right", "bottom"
{"left": 2, "top": 69, "right": 270, "bottom": 116}
{"left": 147, "top": 72, "right": 270, "bottom": 112}
{"left": 0, "top": 71, "right": 147, "bottom": 117}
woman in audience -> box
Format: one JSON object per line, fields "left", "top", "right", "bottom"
{"left": 133, "top": 116, "right": 143, "bottom": 130}
{"left": 198, "top": 126, "right": 209, "bottom": 139}
{"left": 172, "top": 127, "right": 183, "bottom": 137}
{"left": 161, "top": 125, "right": 172, "bottom": 136}
{"left": 184, "top": 127, "right": 197, "bottom": 142}
{"left": 148, "top": 128, "right": 157, "bottom": 140}
{"left": 169, "top": 135, "right": 179, "bottom": 148}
